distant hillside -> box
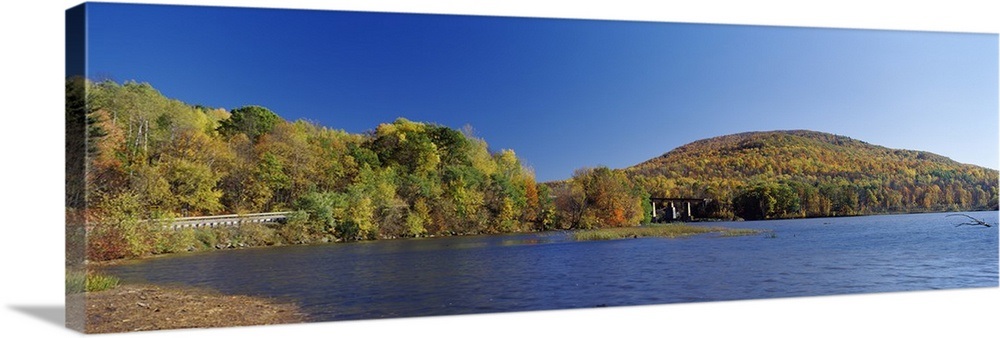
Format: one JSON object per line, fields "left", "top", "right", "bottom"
{"left": 626, "top": 130, "right": 998, "bottom": 220}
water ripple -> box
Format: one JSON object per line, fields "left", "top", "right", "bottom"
{"left": 102, "top": 212, "right": 999, "bottom": 322}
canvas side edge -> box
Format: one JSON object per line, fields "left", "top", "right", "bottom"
{"left": 65, "top": 2, "right": 88, "bottom": 333}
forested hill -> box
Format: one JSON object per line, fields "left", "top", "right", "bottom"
{"left": 626, "top": 130, "right": 999, "bottom": 220}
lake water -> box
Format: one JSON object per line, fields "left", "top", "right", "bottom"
{"left": 101, "top": 211, "right": 999, "bottom": 322}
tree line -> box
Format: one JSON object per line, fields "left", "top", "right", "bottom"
{"left": 69, "top": 79, "right": 649, "bottom": 260}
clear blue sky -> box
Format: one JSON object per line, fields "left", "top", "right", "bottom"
{"left": 84, "top": 3, "right": 999, "bottom": 182}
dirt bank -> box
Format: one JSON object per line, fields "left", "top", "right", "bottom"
{"left": 73, "top": 284, "right": 307, "bottom": 333}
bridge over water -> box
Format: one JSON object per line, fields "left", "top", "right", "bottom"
{"left": 651, "top": 198, "right": 711, "bottom": 222}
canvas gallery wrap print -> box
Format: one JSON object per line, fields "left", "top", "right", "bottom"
{"left": 65, "top": 2, "right": 999, "bottom": 333}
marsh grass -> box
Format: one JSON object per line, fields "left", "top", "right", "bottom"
{"left": 66, "top": 271, "right": 121, "bottom": 294}
{"left": 572, "top": 223, "right": 764, "bottom": 241}
{"left": 720, "top": 228, "right": 768, "bottom": 237}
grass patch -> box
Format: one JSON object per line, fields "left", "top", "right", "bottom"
{"left": 66, "top": 271, "right": 121, "bottom": 294}
{"left": 720, "top": 228, "right": 767, "bottom": 237}
{"left": 572, "top": 223, "right": 764, "bottom": 241}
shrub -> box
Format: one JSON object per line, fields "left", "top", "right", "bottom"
{"left": 88, "top": 193, "right": 159, "bottom": 260}
{"left": 66, "top": 271, "right": 120, "bottom": 294}
{"left": 277, "top": 211, "right": 314, "bottom": 244}
{"left": 87, "top": 225, "right": 129, "bottom": 261}
{"left": 194, "top": 227, "right": 219, "bottom": 249}
{"left": 211, "top": 227, "right": 236, "bottom": 247}
{"left": 236, "top": 223, "right": 279, "bottom": 246}
{"left": 155, "top": 227, "right": 199, "bottom": 253}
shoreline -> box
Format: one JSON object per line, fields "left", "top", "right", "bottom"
{"left": 70, "top": 283, "right": 307, "bottom": 333}
{"left": 84, "top": 209, "right": 998, "bottom": 265}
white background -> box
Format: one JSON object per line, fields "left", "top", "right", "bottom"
{"left": 1, "top": 1, "right": 997, "bottom": 337}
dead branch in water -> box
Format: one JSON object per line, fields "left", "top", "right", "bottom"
{"left": 946, "top": 214, "right": 994, "bottom": 227}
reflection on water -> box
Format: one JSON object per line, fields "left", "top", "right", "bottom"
{"left": 103, "top": 211, "right": 999, "bottom": 322}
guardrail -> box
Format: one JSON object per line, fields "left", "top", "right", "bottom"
{"left": 159, "top": 212, "right": 293, "bottom": 230}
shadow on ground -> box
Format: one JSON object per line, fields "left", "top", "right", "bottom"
{"left": 9, "top": 305, "right": 65, "bottom": 328}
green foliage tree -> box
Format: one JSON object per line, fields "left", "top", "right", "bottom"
{"left": 405, "top": 198, "right": 431, "bottom": 237}
{"left": 296, "top": 192, "right": 347, "bottom": 235}
{"left": 732, "top": 182, "right": 800, "bottom": 220}
{"left": 217, "top": 105, "right": 280, "bottom": 141}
